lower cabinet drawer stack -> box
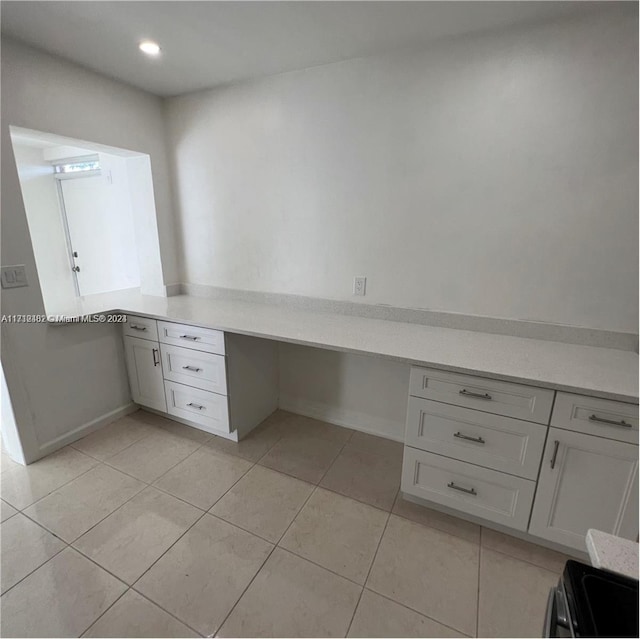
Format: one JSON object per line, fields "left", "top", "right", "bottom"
{"left": 122, "top": 314, "right": 278, "bottom": 441}
{"left": 401, "top": 366, "right": 639, "bottom": 550}
{"left": 123, "top": 315, "right": 231, "bottom": 435}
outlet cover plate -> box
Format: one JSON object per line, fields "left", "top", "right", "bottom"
{"left": 353, "top": 276, "right": 366, "bottom": 296}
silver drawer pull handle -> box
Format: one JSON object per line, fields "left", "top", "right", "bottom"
{"left": 453, "top": 432, "right": 485, "bottom": 444}
{"left": 589, "top": 414, "right": 632, "bottom": 428}
{"left": 459, "top": 389, "right": 492, "bottom": 400}
{"left": 130, "top": 325, "right": 147, "bottom": 331}
{"left": 187, "top": 402, "right": 205, "bottom": 410}
{"left": 447, "top": 481, "right": 477, "bottom": 496}
{"left": 180, "top": 335, "right": 199, "bottom": 341}
{"left": 182, "top": 365, "right": 202, "bottom": 372}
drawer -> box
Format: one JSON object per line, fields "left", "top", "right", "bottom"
{"left": 164, "top": 381, "right": 230, "bottom": 434}
{"left": 405, "top": 397, "right": 547, "bottom": 479}
{"left": 122, "top": 315, "right": 158, "bottom": 341}
{"left": 401, "top": 447, "right": 536, "bottom": 531}
{"left": 551, "top": 392, "right": 639, "bottom": 444}
{"left": 160, "top": 344, "right": 227, "bottom": 395}
{"left": 158, "top": 320, "right": 225, "bottom": 355}
{"left": 409, "top": 367, "right": 554, "bottom": 425}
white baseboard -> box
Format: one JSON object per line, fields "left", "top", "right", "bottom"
{"left": 278, "top": 394, "right": 405, "bottom": 443}
{"left": 37, "top": 402, "right": 138, "bottom": 458}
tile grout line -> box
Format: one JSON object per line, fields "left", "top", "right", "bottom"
{"left": 121, "top": 448, "right": 266, "bottom": 632}
{"left": 273, "top": 545, "right": 368, "bottom": 590}
{"left": 128, "top": 588, "right": 206, "bottom": 638}
{"left": 68, "top": 422, "right": 157, "bottom": 463}
{"left": 14, "top": 438, "right": 232, "bottom": 632}
{"left": 208, "top": 423, "right": 396, "bottom": 636}
{"left": 0, "top": 543, "right": 69, "bottom": 599}
{"left": 365, "top": 588, "right": 474, "bottom": 637}
{"left": 100, "top": 433, "right": 208, "bottom": 486}
{"left": 205, "top": 511, "right": 279, "bottom": 547}
{"left": 212, "top": 478, "right": 326, "bottom": 636}
{"left": 356, "top": 505, "right": 479, "bottom": 637}
{"left": 253, "top": 413, "right": 356, "bottom": 481}
{"left": 0, "top": 451, "right": 101, "bottom": 512}
{"left": 77, "top": 586, "right": 132, "bottom": 638}
{"left": 344, "top": 508, "right": 392, "bottom": 637}
{"left": 19, "top": 468, "right": 154, "bottom": 546}
{"left": 1, "top": 458, "right": 142, "bottom": 598}
{"left": 68, "top": 410, "right": 188, "bottom": 461}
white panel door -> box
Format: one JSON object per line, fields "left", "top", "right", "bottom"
{"left": 123, "top": 336, "right": 166, "bottom": 412}
{"left": 61, "top": 173, "right": 139, "bottom": 296}
{"left": 529, "top": 428, "right": 639, "bottom": 551}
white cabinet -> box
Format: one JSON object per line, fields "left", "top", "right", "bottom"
{"left": 405, "top": 397, "right": 547, "bottom": 480}
{"left": 529, "top": 428, "right": 639, "bottom": 551}
{"left": 551, "top": 392, "right": 638, "bottom": 444}
{"left": 123, "top": 315, "right": 159, "bottom": 341}
{"left": 402, "top": 447, "right": 536, "bottom": 531}
{"left": 408, "top": 366, "right": 554, "bottom": 424}
{"left": 122, "top": 316, "right": 278, "bottom": 441}
{"left": 160, "top": 344, "right": 227, "bottom": 395}
{"left": 164, "top": 380, "right": 230, "bottom": 434}
{"left": 123, "top": 335, "right": 167, "bottom": 412}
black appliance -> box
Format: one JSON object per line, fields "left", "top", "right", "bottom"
{"left": 544, "top": 560, "right": 639, "bottom": 637}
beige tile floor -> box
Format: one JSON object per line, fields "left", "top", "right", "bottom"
{"left": 0, "top": 409, "right": 571, "bottom": 638}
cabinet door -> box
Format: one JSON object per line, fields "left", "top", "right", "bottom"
{"left": 529, "top": 428, "right": 638, "bottom": 550}
{"left": 123, "top": 336, "right": 167, "bottom": 412}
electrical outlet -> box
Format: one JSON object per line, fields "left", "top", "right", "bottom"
{"left": 1, "top": 265, "right": 28, "bottom": 289}
{"left": 353, "top": 276, "right": 366, "bottom": 296}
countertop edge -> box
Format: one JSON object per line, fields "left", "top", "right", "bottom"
{"left": 48, "top": 303, "right": 640, "bottom": 404}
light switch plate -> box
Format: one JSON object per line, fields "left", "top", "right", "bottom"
{"left": 1, "top": 265, "right": 28, "bottom": 289}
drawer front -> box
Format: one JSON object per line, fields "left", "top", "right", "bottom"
{"left": 164, "top": 381, "right": 230, "bottom": 433}
{"left": 406, "top": 397, "right": 547, "bottom": 479}
{"left": 551, "top": 393, "right": 639, "bottom": 444}
{"left": 123, "top": 315, "right": 158, "bottom": 341}
{"left": 409, "top": 367, "right": 554, "bottom": 424}
{"left": 158, "top": 320, "right": 225, "bottom": 355}
{"left": 160, "top": 344, "right": 227, "bottom": 395}
{"left": 402, "top": 447, "right": 536, "bottom": 531}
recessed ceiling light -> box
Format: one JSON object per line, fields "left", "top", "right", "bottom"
{"left": 139, "top": 40, "right": 161, "bottom": 56}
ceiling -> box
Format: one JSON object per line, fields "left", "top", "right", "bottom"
{"left": 1, "top": 1, "right": 604, "bottom": 97}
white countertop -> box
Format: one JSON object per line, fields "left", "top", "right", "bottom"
{"left": 51, "top": 290, "right": 639, "bottom": 403}
{"left": 586, "top": 529, "right": 639, "bottom": 580}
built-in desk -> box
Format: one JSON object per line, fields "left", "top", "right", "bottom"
{"left": 50, "top": 290, "right": 639, "bottom": 554}
{"left": 51, "top": 289, "right": 638, "bottom": 403}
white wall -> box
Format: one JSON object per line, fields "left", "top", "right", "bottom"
{"left": 167, "top": 6, "right": 638, "bottom": 441}
{"left": 1, "top": 39, "right": 178, "bottom": 461}
{"left": 279, "top": 343, "right": 409, "bottom": 441}
{"left": 11, "top": 143, "right": 77, "bottom": 310}
{"left": 167, "top": 6, "right": 638, "bottom": 334}
{"left": 97, "top": 152, "right": 141, "bottom": 292}
{"left": 4, "top": 40, "right": 178, "bottom": 293}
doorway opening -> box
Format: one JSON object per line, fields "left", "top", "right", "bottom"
{"left": 9, "top": 127, "right": 158, "bottom": 311}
